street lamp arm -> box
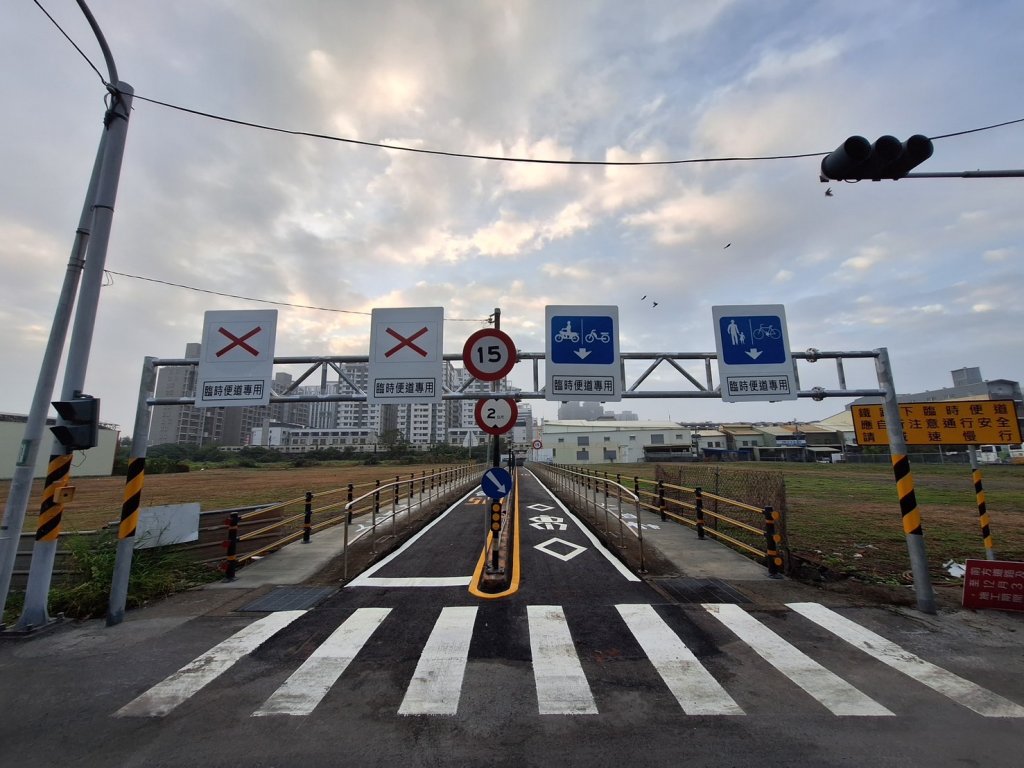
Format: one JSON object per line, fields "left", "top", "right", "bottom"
{"left": 76, "top": 0, "right": 118, "bottom": 86}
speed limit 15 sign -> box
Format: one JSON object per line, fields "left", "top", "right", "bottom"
{"left": 462, "top": 328, "right": 517, "bottom": 381}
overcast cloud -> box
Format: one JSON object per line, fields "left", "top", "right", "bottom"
{"left": 2, "top": 0, "right": 1022, "bottom": 432}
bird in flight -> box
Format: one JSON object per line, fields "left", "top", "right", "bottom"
{"left": 652, "top": 301, "right": 659, "bottom": 308}
{"left": 825, "top": 187, "right": 834, "bottom": 197}
{"left": 641, "top": 295, "right": 647, "bottom": 300}
{"left": 724, "top": 243, "right": 731, "bottom": 249}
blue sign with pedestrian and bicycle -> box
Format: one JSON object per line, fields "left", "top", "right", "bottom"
{"left": 712, "top": 304, "right": 797, "bottom": 403}
{"left": 718, "top": 314, "right": 788, "bottom": 365}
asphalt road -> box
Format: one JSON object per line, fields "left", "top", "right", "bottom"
{"left": 1, "top": 468, "right": 1023, "bottom": 767}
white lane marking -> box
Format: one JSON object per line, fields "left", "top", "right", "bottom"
{"left": 398, "top": 606, "right": 478, "bottom": 716}
{"left": 528, "top": 605, "right": 599, "bottom": 715}
{"left": 253, "top": 608, "right": 391, "bottom": 717}
{"left": 346, "top": 487, "right": 478, "bottom": 588}
{"left": 347, "top": 577, "right": 472, "bottom": 588}
{"left": 527, "top": 470, "right": 641, "bottom": 582}
{"left": 703, "top": 603, "right": 893, "bottom": 716}
{"left": 616, "top": 603, "right": 743, "bottom": 715}
{"left": 788, "top": 602, "right": 1024, "bottom": 718}
{"left": 115, "top": 610, "right": 306, "bottom": 718}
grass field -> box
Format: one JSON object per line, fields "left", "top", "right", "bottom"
{"left": 3, "top": 459, "right": 1022, "bottom": 585}
{"left": 594, "top": 461, "right": 1024, "bottom": 584}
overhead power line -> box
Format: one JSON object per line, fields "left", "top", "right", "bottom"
{"left": 34, "top": 0, "right": 1024, "bottom": 167}
{"left": 103, "top": 270, "right": 488, "bottom": 322}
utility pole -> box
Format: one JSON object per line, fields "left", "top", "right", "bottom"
{"left": 0, "top": 130, "right": 107, "bottom": 620}
{"left": 4, "top": 0, "right": 133, "bottom": 630}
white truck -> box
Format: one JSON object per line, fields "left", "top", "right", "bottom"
{"left": 977, "top": 444, "right": 1024, "bottom": 463}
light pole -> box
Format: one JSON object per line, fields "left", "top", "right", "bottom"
{"left": 1, "top": 0, "right": 134, "bottom": 628}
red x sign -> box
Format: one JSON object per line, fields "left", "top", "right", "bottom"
{"left": 216, "top": 326, "right": 262, "bottom": 357}
{"left": 385, "top": 326, "right": 429, "bottom": 358}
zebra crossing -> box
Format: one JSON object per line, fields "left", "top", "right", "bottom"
{"left": 115, "top": 602, "right": 1024, "bottom": 720}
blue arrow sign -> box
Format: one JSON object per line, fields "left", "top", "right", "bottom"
{"left": 718, "top": 314, "right": 788, "bottom": 365}
{"left": 481, "top": 466, "right": 512, "bottom": 499}
{"left": 550, "top": 314, "right": 614, "bottom": 364}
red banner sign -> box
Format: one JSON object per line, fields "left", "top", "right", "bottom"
{"left": 962, "top": 558, "right": 1024, "bottom": 612}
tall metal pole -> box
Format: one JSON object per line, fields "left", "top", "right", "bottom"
{"left": 16, "top": 82, "right": 134, "bottom": 630}
{"left": 874, "top": 348, "right": 937, "bottom": 614}
{"left": 490, "top": 308, "right": 501, "bottom": 468}
{"left": 0, "top": 129, "right": 108, "bottom": 621}
{"left": 106, "top": 357, "right": 157, "bottom": 626}
{"left": 967, "top": 446, "right": 997, "bottom": 561}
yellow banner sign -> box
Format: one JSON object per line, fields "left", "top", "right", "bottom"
{"left": 851, "top": 400, "right": 1022, "bottom": 446}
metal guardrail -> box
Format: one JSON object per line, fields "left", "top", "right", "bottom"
{"left": 530, "top": 463, "right": 647, "bottom": 572}
{"left": 220, "top": 464, "right": 483, "bottom": 579}
{"left": 533, "top": 463, "right": 784, "bottom": 576}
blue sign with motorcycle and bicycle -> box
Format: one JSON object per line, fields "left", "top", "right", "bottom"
{"left": 550, "top": 313, "right": 615, "bottom": 364}
{"left": 544, "top": 305, "right": 622, "bottom": 402}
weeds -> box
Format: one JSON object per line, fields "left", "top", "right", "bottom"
{"left": 3, "top": 533, "right": 219, "bottom": 624}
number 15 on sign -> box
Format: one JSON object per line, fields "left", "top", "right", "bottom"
{"left": 462, "top": 328, "right": 517, "bottom": 381}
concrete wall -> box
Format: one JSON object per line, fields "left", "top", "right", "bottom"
{"left": 0, "top": 418, "right": 118, "bottom": 480}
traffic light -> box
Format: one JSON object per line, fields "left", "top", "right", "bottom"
{"left": 821, "top": 134, "right": 933, "bottom": 181}
{"left": 51, "top": 394, "right": 100, "bottom": 451}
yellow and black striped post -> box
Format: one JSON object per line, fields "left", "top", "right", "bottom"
{"left": 118, "top": 457, "right": 145, "bottom": 541}
{"left": 973, "top": 467, "right": 995, "bottom": 558}
{"left": 891, "top": 454, "right": 924, "bottom": 538}
{"left": 36, "top": 454, "right": 72, "bottom": 543}
{"left": 695, "top": 486, "right": 705, "bottom": 540}
{"left": 876, "top": 347, "right": 936, "bottom": 614}
{"left": 762, "top": 505, "right": 784, "bottom": 577}
{"left": 107, "top": 356, "right": 158, "bottom": 627}
{"left": 968, "top": 446, "right": 997, "bottom": 560}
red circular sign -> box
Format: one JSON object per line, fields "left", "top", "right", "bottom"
{"left": 474, "top": 398, "right": 518, "bottom": 436}
{"left": 462, "top": 329, "right": 517, "bottom": 381}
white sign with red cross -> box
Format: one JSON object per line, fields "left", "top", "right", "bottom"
{"left": 368, "top": 307, "right": 444, "bottom": 404}
{"left": 195, "top": 310, "right": 278, "bottom": 408}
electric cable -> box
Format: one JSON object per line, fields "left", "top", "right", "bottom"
{"left": 103, "top": 270, "right": 487, "bottom": 322}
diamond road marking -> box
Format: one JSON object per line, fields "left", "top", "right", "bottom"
{"left": 534, "top": 538, "right": 587, "bottom": 562}
{"left": 527, "top": 503, "right": 554, "bottom": 512}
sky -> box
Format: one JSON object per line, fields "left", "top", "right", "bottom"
{"left": 2, "top": 0, "right": 1023, "bottom": 436}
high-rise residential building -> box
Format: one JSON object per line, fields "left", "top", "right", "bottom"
{"left": 149, "top": 350, "right": 522, "bottom": 449}
{"left": 148, "top": 345, "right": 308, "bottom": 447}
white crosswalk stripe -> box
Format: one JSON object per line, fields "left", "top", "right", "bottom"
{"left": 703, "top": 603, "right": 893, "bottom": 716}
{"left": 788, "top": 602, "right": 1024, "bottom": 718}
{"left": 116, "top": 610, "right": 307, "bottom": 718}
{"left": 617, "top": 603, "right": 743, "bottom": 715}
{"left": 528, "top": 605, "right": 598, "bottom": 714}
{"left": 113, "top": 602, "right": 1024, "bottom": 720}
{"left": 398, "top": 605, "right": 478, "bottom": 715}
{"left": 254, "top": 607, "right": 392, "bottom": 717}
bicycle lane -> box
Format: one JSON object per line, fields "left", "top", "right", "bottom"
{"left": 511, "top": 468, "right": 659, "bottom": 605}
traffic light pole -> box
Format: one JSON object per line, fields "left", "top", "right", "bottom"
{"left": 0, "top": 130, "right": 108, "bottom": 623}
{"left": 15, "top": 82, "right": 134, "bottom": 631}
{"left": 822, "top": 169, "right": 1024, "bottom": 182}
{"left": 875, "top": 348, "right": 937, "bottom": 615}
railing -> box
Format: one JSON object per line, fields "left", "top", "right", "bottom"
{"left": 221, "top": 464, "right": 482, "bottom": 579}
{"left": 533, "top": 463, "right": 785, "bottom": 576}
{"left": 530, "top": 463, "right": 647, "bottom": 573}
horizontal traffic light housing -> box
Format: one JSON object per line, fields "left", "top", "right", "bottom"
{"left": 51, "top": 394, "right": 100, "bottom": 451}
{"left": 821, "top": 134, "right": 933, "bottom": 181}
